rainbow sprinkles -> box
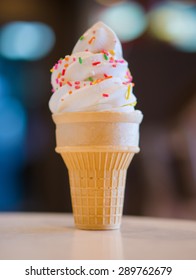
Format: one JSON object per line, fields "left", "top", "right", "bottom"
{"left": 49, "top": 21, "right": 138, "bottom": 113}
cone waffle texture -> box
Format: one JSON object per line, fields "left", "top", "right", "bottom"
{"left": 53, "top": 111, "right": 143, "bottom": 230}
{"left": 61, "top": 149, "right": 134, "bottom": 229}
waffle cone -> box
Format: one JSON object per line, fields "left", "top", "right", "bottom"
{"left": 52, "top": 111, "right": 143, "bottom": 230}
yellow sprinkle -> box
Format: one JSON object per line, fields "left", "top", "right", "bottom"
{"left": 92, "top": 79, "right": 103, "bottom": 85}
{"left": 125, "top": 84, "right": 131, "bottom": 100}
{"left": 109, "top": 49, "right": 115, "bottom": 55}
{"left": 50, "top": 68, "right": 54, "bottom": 72}
{"left": 122, "top": 101, "right": 137, "bottom": 107}
{"left": 92, "top": 80, "right": 98, "bottom": 85}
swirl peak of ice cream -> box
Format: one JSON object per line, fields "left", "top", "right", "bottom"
{"left": 49, "top": 21, "right": 138, "bottom": 113}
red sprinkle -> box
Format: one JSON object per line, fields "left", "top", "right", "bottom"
{"left": 92, "top": 61, "right": 101, "bottom": 66}
{"left": 62, "top": 69, "right": 66, "bottom": 75}
{"left": 59, "top": 82, "right": 62, "bottom": 87}
{"left": 67, "top": 81, "right": 72, "bottom": 86}
{"left": 75, "top": 81, "right": 80, "bottom": 85}
{"left": 102, "top": 50, "right": 109, "bottom": 55}
{"left": 122, "top": 81, "right": 130, "bottom": 85}
{"left": 75, "top": 85, "right": 80, "bottom": 89}
{"left": 102, "top": 93, "right": 109, "bottom": 97}
{"left": 112, "top": 64, "right": 117, "bottom": 68}
{"left": 73, "top": 57, "right": 76, "bottom": 62}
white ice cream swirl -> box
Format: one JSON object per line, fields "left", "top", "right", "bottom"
{"left": 49, "top": 22, "right": 137, "bottom": 113}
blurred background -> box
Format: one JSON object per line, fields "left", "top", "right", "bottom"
{"left": 0, "top": 0, "right": 195, "bottom": 219}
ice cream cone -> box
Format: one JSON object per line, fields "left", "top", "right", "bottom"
{"left": 52, "top": 111, "right": 142, "bottom": 230}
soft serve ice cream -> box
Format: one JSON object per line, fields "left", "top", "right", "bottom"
{"left": 49, "top": 21, "right": 143, "bottom": 230}
{"left": 49, "top": 22, "right": 137, "bottom": 113}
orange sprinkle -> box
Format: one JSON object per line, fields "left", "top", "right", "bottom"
{"left": 68, "top": 91, "right": 72, "bottom": 94}
{"left": 105, "top": 75, "right": 112, "bottom": 79}
{"left": 88, "top": 36, "right": 95, "bottom": 44}
{"left": 57, "top": 73, "right": 61, "bottom": 78}
{"left": 64, "top": 64, "right": 69, "bottom": 68}
{"left": 65, "top": 56, "right": 69, "bottom": 61}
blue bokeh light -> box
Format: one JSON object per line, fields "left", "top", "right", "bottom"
{"left": 0, "top": 75, "right": 11, "bottom": 98}
{"left": 0, "top": 96, "right": 27, "bottom": 152}
{"left": 0, "top": 95, "right": 27, "bottom": 210}
{"left": 99, "top": 1, "right": 147, "bottom": 42}
{"left": 0, "top": 21, "right": 55, "bottom": 60}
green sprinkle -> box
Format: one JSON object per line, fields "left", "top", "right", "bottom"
{"left": 103, "top": 53, "right": 108, "bottom": 60}
{"left": 80, "top": 35, "right": 84, "bottom": 40}
{"left": 88, "top": 77, "right": 93, "bottom": 81}
{"left": 79, "top": 57, "right": 82, "bottom": 64}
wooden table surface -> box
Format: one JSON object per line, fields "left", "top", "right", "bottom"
{"left": 0, "top": 213, "right": 196, "bottom": 260}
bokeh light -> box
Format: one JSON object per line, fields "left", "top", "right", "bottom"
{"left": 0, "top": 94, "right": 27, "bottom": 210}
{"left": 99, "top": 1, "right": 147, "bottom": 42}
{"left": 149, "top": 1, "right": 196, "bottom": 52}
{"left": 95, "top": 0, "right": 125, "bottom": 6}
{"left": 0, "top": 75, "right": 11, "bottom": 98}
{"left": 0, "top": 96, "right": 27, "bottom": 152}
{"left": 0, "top": 21, "right": 55, "bottom": 60}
